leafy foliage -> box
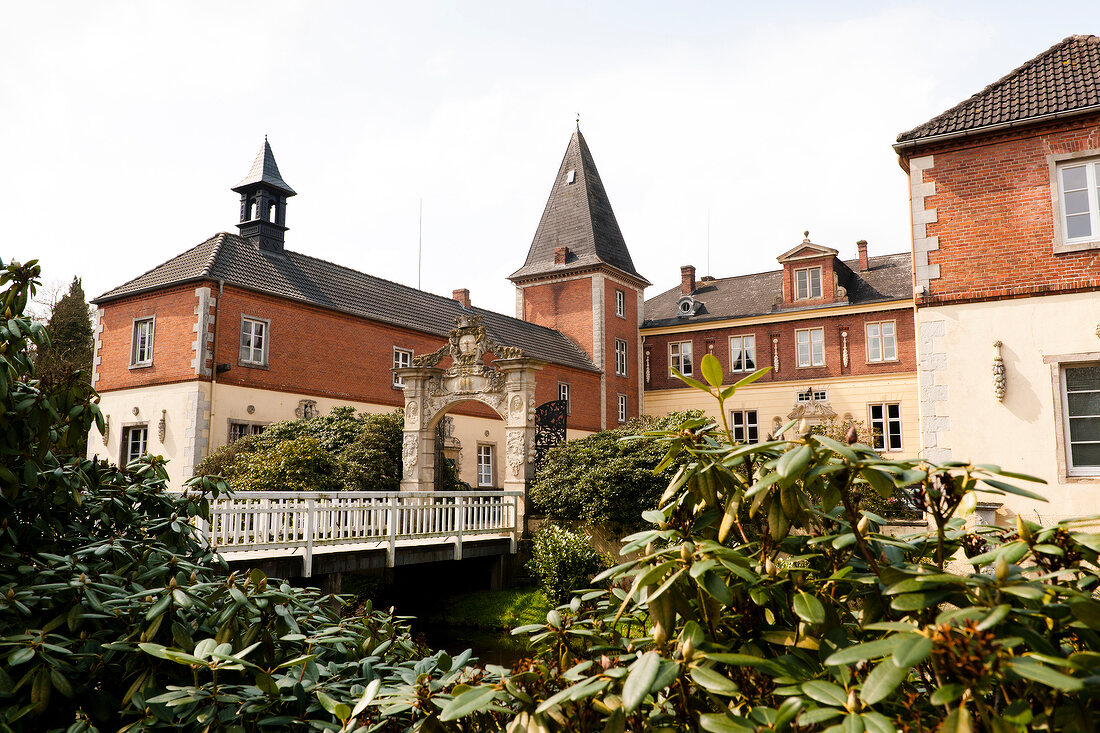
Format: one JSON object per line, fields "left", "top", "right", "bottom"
{"left": 423, "top": 355, "right": 1100, "bottom": 731}
{"left": 0, "top": 260, "right": 492, "bottom": 731}
{"left": 528, "top": 410, "right": 703, "bottom": 531}
{"left": 194, "top": 407, "right": 437, "bottom": 492}
{"left": 526, "top": 524, "right": 606, "bottom": 603}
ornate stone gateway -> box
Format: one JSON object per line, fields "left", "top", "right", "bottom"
{"left": 393, "top": 315, "right": 543, "bottom": 518}
{"left": 533, "top": 399, "right": 568, "bottom": 477}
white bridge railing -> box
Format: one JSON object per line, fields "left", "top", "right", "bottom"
{"left": 196, "top": 490, "right": 523, "bottom": 576}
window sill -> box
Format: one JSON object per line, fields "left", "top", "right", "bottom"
{"left": 1064, "top": 472, "right": 1100, "bottom": 482}
{"left": 866, "top": 359, "right": 900, "bottom": 365}
{"left": 1054, "top": 238, "right": 1100, "bottom": 255}
{"left": 795, "top": 364, "right": 827, "bottom": 370}
{"left": 238, "top": 361, "right": 270, "bottom": 370}
{"left": 129, "top": 362, "right": 154, "bottom": 370}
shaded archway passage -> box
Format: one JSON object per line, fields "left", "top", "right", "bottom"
{"left": 395, "top": 315, "right": 543, "bottom": 521}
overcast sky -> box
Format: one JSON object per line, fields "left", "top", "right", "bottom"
{"left": 1, "top": 3, "right": 1090, "bottom": 317}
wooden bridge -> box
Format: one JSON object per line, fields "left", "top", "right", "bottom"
{"left": 194, "top": 490, "right": 523, "bottom": 580}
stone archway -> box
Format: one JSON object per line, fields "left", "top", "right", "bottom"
{"left": 393, "top": 315, "right": 542, "bottom": 518}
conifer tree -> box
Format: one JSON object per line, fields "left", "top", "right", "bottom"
{"left": 35, "top": 275, "right": 93, "bottom": 386}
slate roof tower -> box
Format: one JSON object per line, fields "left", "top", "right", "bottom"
{"left": 233, "top": 138, "right": 296, "bottom": 252}
{"left": 511, "top": 126, "right": 649, "bottom": 428}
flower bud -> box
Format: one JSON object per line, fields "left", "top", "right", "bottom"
{"left": 857, "top": 516, "right": 869, "bottom": 535}
{"left": 996, "top": 555, "right": 1009, "bottom": 583}
{"left": 845, "top": 426, "right": 858, "bottom": 445}
{"left": 1016, "top": 515, "right": 1032, "bottom": 543}
{"left": 765, "top": 557, "right": 777, "bottom": 577}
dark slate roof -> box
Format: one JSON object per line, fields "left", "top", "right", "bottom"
{"left": 94, "top": 233, "right": 599, "bottom": 372}
{"left": 233, "top": 138, "right": 296, "bottom": 195}
{"left": 642, "top": 253, "right": 912, "bottom": 329}
{"left": 897, "top": 35, "right": 1100, "bottom": 144}
{"left": 510, "top": 128, "right": 650, "bottom": 284}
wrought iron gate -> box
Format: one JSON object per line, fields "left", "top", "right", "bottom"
{"left": 533, "top": 399, "right": 568, "bottom": 477}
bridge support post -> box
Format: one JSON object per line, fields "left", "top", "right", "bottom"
{"left": 454, "top": 494, "right": 465, "bottom": 560}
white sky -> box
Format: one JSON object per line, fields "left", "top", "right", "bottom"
{"left": 0, "top": 3, "right": 1090, "bottom": 317}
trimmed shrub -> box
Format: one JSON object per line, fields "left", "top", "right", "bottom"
{"left": 528, "top": 410, "right": 703, "bottom": 531}
{"left": 526, "top": 523, "right": 604, "bottom": 603}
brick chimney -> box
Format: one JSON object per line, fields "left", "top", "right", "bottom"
{"left": 554, "top": 246, "right": 569, "bottom": 264}
{"left": 452, "top": 288, "right": 471, "bottom": 309}
{"left": 680, "top": 265, "right": 696, "bottom": 295}
{"left": 857, "top": 240, "right": 869, "bottom": 271}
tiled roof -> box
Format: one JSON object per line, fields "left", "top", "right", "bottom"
{"left": 233, "top": 138, "right": 296, "bottom": 195}
{"left": 509, "top": 128, "right": 649, "bottom": 284}
{"left": 897, "top": 35, "right": 1100, "bottom": 144}
{"left": 94, "top": 233, "right": 599, "bottom": 372}
{"left": 642, "top": 253, "right": 912, "bottom": 329}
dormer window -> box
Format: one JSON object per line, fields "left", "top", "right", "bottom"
{"left": 566, "top": 169, "right": 576, "bottom": 184}
{"left": 677, "top": 296, "right": 697, "bottom": 317}
{"left": 795, "top": 267, "right": 822, "bottom": 300}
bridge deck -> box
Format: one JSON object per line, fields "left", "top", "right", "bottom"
{"left": 191, "top": 490, "right": 523, "bottom": 577}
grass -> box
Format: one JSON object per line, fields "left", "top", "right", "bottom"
{"left": 425, "top": 587, "right": 553, "bottom": 632}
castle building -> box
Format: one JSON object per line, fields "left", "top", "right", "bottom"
{"left": 641, "top": 235, "right": 917, "bottom": 451}
{"left": 89, "top": 130, "right": 643, "bottom": 488}
{"left": 895, "top": 35, "right": 1100, "bottom": 523}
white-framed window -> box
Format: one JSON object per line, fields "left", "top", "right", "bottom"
{"left": 239, "top": 316, "right": 269, "bottom": 366}
{"left": 228, "top": 421, "right": 266, "bottom": 443}
{"left": 477, "top": 444, "right": 494, "bottom": 487}
{"left": 869, "top": 403, "right": 902, "bottom": 452}
{"left": 393, "top": 347, "right": 413, "bottom": 388}
{"left": 669, "top": 341, "right": 693, "bottom": 376}
{"left": 794, "top": 267, "right": 822, "bottom": 300}
{"left": 615, "top": 289, "right": 626, "bottom": 318}
{"left": 1061, "top": 364, "right": 1100, "bottom": 475}
{"left": 617, "top": 394, "right": 627, "bottom": 423}
{"left": 866, "top": 321, "right": 897, "bottom": 363}
{"left": 615, "top": 339, "right": 628, "bottom": 376}
{"left": 731, "top": 410, "right": 758, "bottom": 444}
{"left": 729, "top": 335, "right": 756, "bottom": 372}
{"left": 122, "top": 425, "right": 148, "bottom": 464}
{"left": 130, "top": 317, "right": 155, "bottom": 367}
{"left": 796, "top": 328, "right": 825, "bottom": 367}
{"left": 1057, "top": 159, "right": 1100, "bottom": 246}
{"left": 558, "top": 382, "right": 570, "bottom": 414}
{"left": 797, "top": 389, "right": 828, "bottom": 403}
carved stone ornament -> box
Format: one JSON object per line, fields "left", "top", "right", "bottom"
{"left": 509, "top": 394, "right": 524, "bottom": 422}
{"left": 158, "top": 410, "right": 167, "bottom": 442}
{"left": 841, "top": 330, "right": 849, "bottom": 368}
{"left": 295, "top": 399, "right": 318, "bottom": 419}
{"left": 644, "top": 350, "right": 651, "bottom": 384}
{"left": 401, "top": 433, "right": 419, "bottom": 475}
{"left": 772, "top": 337, "right": 780, "bottom": 374}
{"left": 992, "top": 340, "right": 1006, "bottom": 403}
{"left": 506, "top": 429, "right": 525, "bottom": 479}
{"left": 406, "top": 400, "right": 420, "bottom": 429}
{"left": 412, "top": 314, "right": 526, "bottom": 368}
{"left": 787, "top": 393, "right": 837, "bottom": 422}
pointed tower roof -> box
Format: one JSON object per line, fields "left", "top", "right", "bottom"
{"left": 510, "top": 128, "right": 649, "bottom": 285}
{"left": 232, "top": 137, "right": 296, "bottom": 196}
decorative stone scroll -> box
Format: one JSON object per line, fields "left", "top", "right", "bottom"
{"left": 992, "top": 340, "right": 1006, "bottom": 402}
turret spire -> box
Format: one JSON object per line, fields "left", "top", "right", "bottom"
{"left": 232, "top": 139, "right": 296, "bottom": 252}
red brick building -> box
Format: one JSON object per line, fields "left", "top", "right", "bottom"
{"left": 894, "top": 34, "right": 1100, "bottom": 523}
{"left": 90, "top": 131, "right": 642, "bottom": 487}
{"left": 641, "top": 235, "right": 917, "bottom": 452}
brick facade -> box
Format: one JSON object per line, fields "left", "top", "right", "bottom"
{"left": 905, "top": 115, "right": 1100, "bottom": 305}
{"left": 520, "top": 276, "right": 596, "bottom": 358}
{"left": 603, "top": 276, "right": 640, "bottom": 422}
{"left": 643, "top": 306, "right": 915, "bottom": 392}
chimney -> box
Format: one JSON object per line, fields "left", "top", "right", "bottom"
{"left": 680, "top": 265, "right": 696, "bottom": 295}
{"left": 857, "top": 240, "right": 869, "bottom": 271}
{"left": 554, "top": 246, "right": 569, "bottom": 264}
{"left": 452, "top": 288, "right": 471, "bottom": 309}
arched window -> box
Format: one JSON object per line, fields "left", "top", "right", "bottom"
{"left": 268, "top": 202, "right": 277, "bottom": 222}
{"left": 249, "top": 201, "right": 258, "bottom": 220}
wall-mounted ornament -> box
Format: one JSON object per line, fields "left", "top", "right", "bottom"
{"left": 295, "top": 399, "right": 318, "bottom": 419}
{"left": 841, "top": 330, "right": 849, "bottom": 368}
{"left": 102, "top": 415, "right": 110, "bottom": 445}
{"left": 1095, "top": 323, "right": 1100, "bottom": 339}
{"left": 246, "top": 404, "right": 255, "bottom": 414}
{"left": 992, "top": 340, "right": 1006, "bottom": 402}
{"left": 772, "top": 337, "right": 780, "bottom": 374}
{"left": 131, "top": 406, "right": 140, "bottom": 416}
{"left": 158, "top": 410, "right": 167, "bottom": 442}
{"left": 644, "top": 350, "right": 651, "bottom": 384}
